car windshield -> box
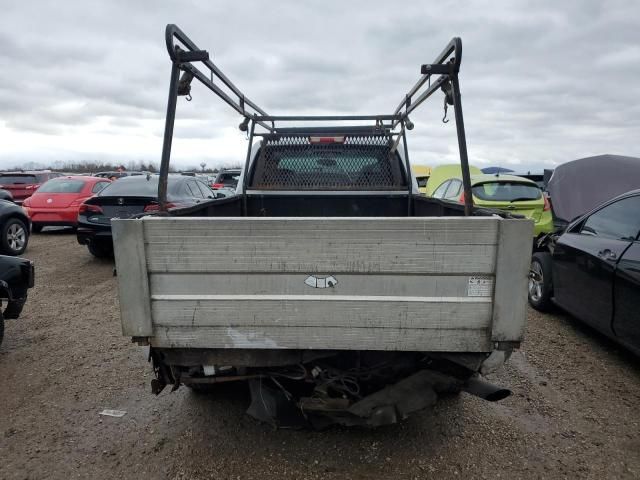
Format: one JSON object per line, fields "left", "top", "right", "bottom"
{"left": 472, "top": 181, "right": 541, "bottom": 202}
{"left": 0, "top": 175, "right": 38, "bottom": 184}
{"left": 37, "top": 179, "right": 85, "bottom": 193}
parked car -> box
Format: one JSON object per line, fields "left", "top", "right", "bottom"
{"left": 22, "top": 176, "right": 111, "bottom": 232}
{"left": 423, "top": 164, "right": 482, "bottom": 197}
{"left": 0, "top": 189, "right": 13, "bottom": 202}
{"left": 77, "top": 174, "right": 217, "bottom": 257}
{"left": 94, "top": 171, "right": 144, "bottom": 180}
{"left": 529, "top": 189, "right": 640, "bottom": 355}
{"left": 0, "top": 171, "right": 63, "bottom": 205}
{"left": 0, "top": 254, "right": 35, "bottom": 346}
{"left": 546, "top": 154, "right": 640, "bottom": 230}
{"left": 211, "top": 168, "right": 241, "bottom": 192}
{"left": 0, "top": 199, "right": 31, "bottom": 255}
{"left": 430, "top": 173, "right": 553, "bottom": 237}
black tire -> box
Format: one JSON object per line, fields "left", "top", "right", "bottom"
{"left": 32, "top": 224, "right": 44, "bottom": 233}
{"left": 4, "top": 296, "right": 26, "bottom": 320}
{"left": 87, "top": 241, "right": 113, "bottom": 259}
{"left": 528, "top": 252, "right": 554, "bottom": 311}
{"left": 0, "top": 217, "right": 29, "bottom": 255}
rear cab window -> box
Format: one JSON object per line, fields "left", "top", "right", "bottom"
{"left": 249, "top": 136, "right": 406, "bottom": 190}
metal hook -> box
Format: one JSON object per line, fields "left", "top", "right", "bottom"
{"left": 186, "top": 94, "right": 192, "bottom": 102}
{"left": 442, "top": 99, "right": 449, "bottom": 123}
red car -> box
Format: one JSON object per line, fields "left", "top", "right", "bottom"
{"left": 22, "top": 176, "right": 111, "bottom": 232}
{"left": 0, "top": 171, "right": 63, "bottom": 205}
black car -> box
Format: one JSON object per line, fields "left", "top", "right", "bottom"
{"left": 0, "top": 189, "right": 13, "bottom": 202}
{"left": 0, "top": 255, "right": 35, "bottom": 346}
{"left": 529, "top": 189, "right": 640, "bottom": 355}
{"left": 77, "top": 175, "right": 217, "bottom": 258}
{"left": 0, "top": 199, "right": 31, "bottom": 255}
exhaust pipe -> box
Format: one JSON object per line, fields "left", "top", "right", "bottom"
{"left": 463, "top": 376, "right": 511, "bottom": 402}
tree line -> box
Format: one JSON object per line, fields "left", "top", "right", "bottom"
{"left": 3, "top": 160, "right": 242, "bottom": 174}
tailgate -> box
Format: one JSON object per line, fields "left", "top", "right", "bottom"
{"left": 112, "top": 216, "right": 532, "bottom": 352}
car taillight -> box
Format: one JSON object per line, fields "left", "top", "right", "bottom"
{"left": 211, "top": 183, "right": 224, "bottom": 189}
{"left": 543, "top": 195, "right": 551, "bottom": 212}
{"left": 144, "top": 202, "right": 176, "bottom": 212}
{"left": 309, "top": 136, "right": 345, "bottom": 144}
{"left": 79, "top": 204, "right": 103, "bottom": 214}
{"left": 22, "top": 198, "right": 31, "bottom": 207}
{"left": 25, "top": 184, "right": 40, "bottom": 191}
{"left": 458, "top": 192, "right": 465, "bottom": 204}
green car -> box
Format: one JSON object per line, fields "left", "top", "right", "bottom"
{"left": 429, "top": 173, "right": 553, "bottom": 237}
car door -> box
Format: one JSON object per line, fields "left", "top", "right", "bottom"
{"left": 552, "top": 196, "right": 640, "bottom": 334}
{"left": 611, "top": 199, "right": 640, "bottom": 352}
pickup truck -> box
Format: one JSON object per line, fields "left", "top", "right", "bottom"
{"left": 112, "top": 25, "right": 533, "bottom": 427}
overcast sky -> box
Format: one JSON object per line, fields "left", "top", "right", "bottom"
{"left": 1, "top": 0, "right": 638, "bottom": 171}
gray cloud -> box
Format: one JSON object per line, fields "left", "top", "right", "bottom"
{"left": 0, "top": 0, "right": 638, "bottom": 170}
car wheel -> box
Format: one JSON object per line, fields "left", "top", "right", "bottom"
{"left": 32, "top": 224, "right": 44, "bottom": 233}
{"left": 1, "top": 218, "right": 29, "bottom": 255}
{"left": 528, "top": 252, "right": 553, "bottom": 311}
{"left": 87, "top": 241, "right": 113, "bottom": 259}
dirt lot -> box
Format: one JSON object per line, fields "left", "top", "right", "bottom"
{"left": 1, "top": 232, "right": 639, "bottom": 479}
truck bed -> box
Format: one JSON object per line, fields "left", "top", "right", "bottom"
{"left": 113, "top": 209, "right": 532, "bottom": 353}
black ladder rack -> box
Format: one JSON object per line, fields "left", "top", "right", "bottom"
{"left": 159, "top": 24, "right": 473, "bottom": 215}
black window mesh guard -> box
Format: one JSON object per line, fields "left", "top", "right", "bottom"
{"left": 250, "top": 135, "right": 407, "bottom": 190}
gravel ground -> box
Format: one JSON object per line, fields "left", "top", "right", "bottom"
{"left": 1, "top": 232, "right": 639, "bottom": 479}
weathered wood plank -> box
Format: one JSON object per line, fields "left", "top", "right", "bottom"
{"left": 150, "top": 325, "right": 493, "bottom": 351}
{"left": 112, "top": 219, "right": 153, "bottom": 336}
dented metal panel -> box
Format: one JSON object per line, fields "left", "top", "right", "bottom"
{"left": 114, "top": 215, "right": 530, "bottom": 353}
